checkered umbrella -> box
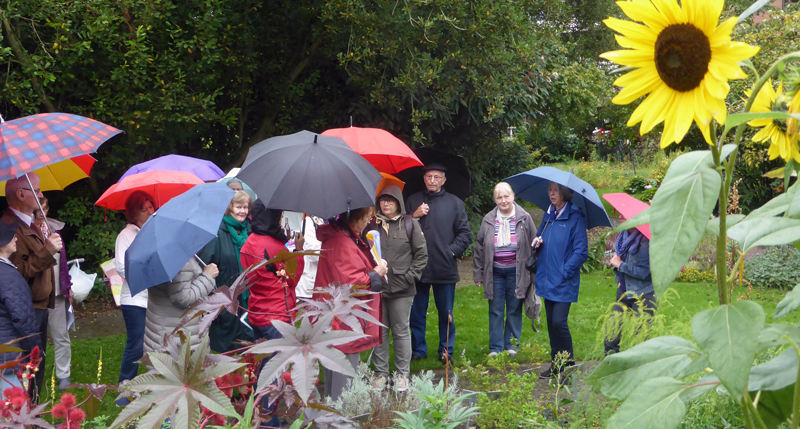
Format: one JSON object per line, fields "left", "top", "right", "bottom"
{"left": 0, "top": 113, "right": 121, "bottom": 181}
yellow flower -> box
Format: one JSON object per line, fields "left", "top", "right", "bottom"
{"left": 789, "top": 91, "right": 800, "bottom": 150}
{"left": 745, "top": 80, "right": 800, "bottom": 163}
{"left": 600, "top": 0, "right": 759, "bottom": 148}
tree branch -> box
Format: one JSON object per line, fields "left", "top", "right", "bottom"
{"left": 0, "top": 11, "right": 56, "bottom": 112}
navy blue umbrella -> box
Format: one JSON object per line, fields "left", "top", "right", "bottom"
{"left": 125, "top": 182, "right": 236, "bottom": 295}
{"left": 505, "top": 166, "right": 612, "bottom": 229}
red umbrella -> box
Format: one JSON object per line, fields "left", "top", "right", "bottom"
{"left": 602, "top": 193, "right": 651, "bottom": 239}
{"left": 95, "top": 170, "right": 204, "bottom": 210}
{"left": 321, "top": 127, "right": 422, "bottom": 174}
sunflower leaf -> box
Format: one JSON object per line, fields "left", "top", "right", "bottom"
{"left": 726, "top": 111, "right": 800, "bottom": 128}
{"left": 612, "top": 207, "right": 650, "bottom": 233}
{"left": 737, "top": 0, "right": 777, "bottom": 24}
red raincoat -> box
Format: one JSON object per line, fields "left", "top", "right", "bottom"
{"left": 314, "top": 223, "right": 381, "bottom": 354}
{"left": 241, "top": 234, "right": 304, "bottom": 327}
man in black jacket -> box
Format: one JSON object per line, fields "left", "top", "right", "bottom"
{"left": 406, "top": 163, "right": 471, "bottom": 362}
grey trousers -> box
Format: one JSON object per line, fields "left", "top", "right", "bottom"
{"left": 324, "top": 352, "right": 360, "bottom": 401}
{"left": 373, "top": 295, "right": 414, "bottom": 377}
{"left": 47, "top": 296, "right": 71, "bottom": 379}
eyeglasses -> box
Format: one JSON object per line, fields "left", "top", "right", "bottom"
{"left": 424, "top": 174, "right": 444, "bottom": 181}
{"left": 20, "top": 188, "right": 42, "bottom": 195}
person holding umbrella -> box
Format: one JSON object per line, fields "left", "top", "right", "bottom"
{"left": 601, "top": 193, "right": 656, "bottom": 356}
{"left": 532, "top": 182, "right": 588, "bottom": 378}
{"left": 473, "top": 183, "right": 537, "bottom": 357}
{"left": 314, "top": 206, "right": 388, "bottom": 400}
{"left": 0, "top": 173, "right": 63, "bottom": 401}
{"left": 114, "top": 190, "right": 156, "bottom": 405}
{"left": 406, "top": 163, "right": 471, "bottom": 363}
{"left": 198, "top": 190, "right": 255, "bottom": 353}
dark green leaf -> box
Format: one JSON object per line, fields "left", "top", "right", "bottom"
{"left": 749, "top": 348, "right": 798, "bottom": 392}
{"left": 775, "top": 283, "right": 800, "bottom": 319}
{"left": 728, "top": 218, "right": 800, "bottom": 254}
{"left": 755, "top": 385, "right": 794, "bottom": 429}
{"left": 606, "top": 377, "right": 687, "bottom": 429}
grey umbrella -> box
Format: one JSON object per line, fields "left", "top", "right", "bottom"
{"left": 236, "top": 130, "right": 382, "bottom": 219}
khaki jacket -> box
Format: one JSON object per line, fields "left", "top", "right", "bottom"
{"left": 0, "top": 211, "right": 56, "bottom": 310}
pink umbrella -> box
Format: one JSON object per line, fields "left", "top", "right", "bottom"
{"left": 602, "top": 193, "right": 651, "bottom": 239}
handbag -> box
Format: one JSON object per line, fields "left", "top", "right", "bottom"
{"left": 525, "top": 246, "right": 540, "bottom": 273}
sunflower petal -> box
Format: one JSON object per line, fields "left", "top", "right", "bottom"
{"left": 617, "top": 1, "right": 670, "bottom": 31}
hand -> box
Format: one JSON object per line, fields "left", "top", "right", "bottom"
{"left": 294, "top": 232, "right": 305, "bottom": 251}
{"left": 44, "top": 232, "right": 63, "bottom": 255}
{"left": 476, "top": 282, "right": 482, "bottom": 287}
{"left": 531, "top": 236, "right": 543, "bottom": 249}
{"left": 203, "top": 263, "right": 219, "bottom": 279}
{"left": 609, "top": 254, "right": 622, "bottom": 269}
{"left": 413, "top": 203, "right": 430, "bottom": 219}
{"left": 375, "top": 259, "right": 388, "bottom": 277}
{"left": 68, "top": 289, "right": 74, "bottom": 304}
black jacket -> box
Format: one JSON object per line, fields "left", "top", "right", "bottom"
{"left": 405, "top": 188, "right": 471, "bottom": 284}
{"left": 0, "top": 259, "right": 42, "bottom": 365}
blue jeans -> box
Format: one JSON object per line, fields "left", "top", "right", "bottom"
{"left": 488, "top": 266, "right": 522, "bottom": 353}
{"left": 410, "top": 282, "right": 456, "bottom": 358}
{"left": 252, "top": 324, "right": 282, "bottom": 428}
{"left": 544, "top": 299, "right": 574, "bottom": 364}
{"left": 119, "top": 305, "right": 147, "bottom": 383}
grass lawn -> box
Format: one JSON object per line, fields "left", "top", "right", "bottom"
{"left": 42, "top": 271, "right": 798, "bottom": 422}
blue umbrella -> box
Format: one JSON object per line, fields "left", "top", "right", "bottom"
{"left": 125, "top": 182, "right": 236, "bottom": 295}
{"left": 505, "top": 166, "right": 612, "bottom": 229}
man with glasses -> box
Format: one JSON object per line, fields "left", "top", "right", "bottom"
{"left": 406, "top": 163, "right": 471, "bottom": 364}
{"left": 0, "top": 173, "right": 63, "bottom": 402}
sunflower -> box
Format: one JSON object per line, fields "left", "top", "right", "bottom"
{"left": 745, "top": 80, "right": 800, "bottom": 163}
{"left": 788, "top": 90, "right": 800, "bottom": 153}
{"left": 600, "top": 0, "right": 759, "bottom": 148}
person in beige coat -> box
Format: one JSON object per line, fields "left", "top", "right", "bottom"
{"left": 143, "top": 257, "right": 218, "bottom": 353}
{"left": 473, "top": 182, "right": 536, "bottom": 356}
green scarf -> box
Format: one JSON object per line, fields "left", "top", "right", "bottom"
{"left": 223, "top": 215, "right": 249, "bottom": 270}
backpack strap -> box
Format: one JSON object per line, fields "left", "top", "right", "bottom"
{"left": 404, "top": 215, "right": 413, "bottom": 243}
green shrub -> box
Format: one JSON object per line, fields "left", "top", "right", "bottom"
{"left": 623, "top": 177, "right": 656, "bottom": 195}
{"left": 638, "top": 186, "right": 657, "bottom": 203}
{"left": 676, "top": 267, "right": 716, "bottom": 283}
{"left": 744, "top": 246, "right": 800, "bottom": 289}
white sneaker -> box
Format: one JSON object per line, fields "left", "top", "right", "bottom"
{"left": 372, "top": 375, "right": 387, "bottom": 389}
{"left": 507, "top": 349, "right": 518, "bottom": 356}
{"left": 489, "top": 352, "right": 498, "bottom": 357}
{"left": 394, "top": 375, "right": 409, "bottom": 393}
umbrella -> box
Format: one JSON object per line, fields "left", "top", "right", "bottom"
{"left": 236, "top": 130, "right": 382, "bottom": 219}
{"left": 0, "top": 154, "right": 95, "bottom": 196}
{"left": 602, "top": 193, "right": 651, "bottom": 239}
{"left": 377, "top": 172, "right": 405, "bottom": 196}
{"left": 95, "top": 170, "right": 203, "bottom": 210}
{"left": 217, "top": 168, "right": 257, "bottom": 201}
{"left": 0, "top": 112, "right": 121, "bottom": 230}
{"left": 505, "top": 166, "right": 612, "bottom": 229}
{"left": 119, "top": 154, "right": 225, "bottom": 182}
{"left": 394, "top": 147, "right": 472, "bottom": 201}
{"left": 125, "top": 182, "right": 236, "bottom": 295}
{"left": 321, "top": 127, "right": 422, "bottom": 174}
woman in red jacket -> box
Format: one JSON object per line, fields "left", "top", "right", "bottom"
{"left": 314, "top": 206, "right": 388, "bottom": 400}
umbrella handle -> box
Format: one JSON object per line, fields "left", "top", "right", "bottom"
{"left": 25, "top": 173, "right": 53, "bottom": 238}
{"left": 194, "top": 254, "right": 207, "bottom": 268}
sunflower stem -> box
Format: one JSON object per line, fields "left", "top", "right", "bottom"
{"left": 711, "top": 141, "right": 729, "bottom": 305}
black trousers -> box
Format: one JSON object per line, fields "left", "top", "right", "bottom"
{"left": 32, "top": 308, "right": 48, "bottom": 403}
{"left": 604, "top": 286, "right": 657, "bottom": 355}
{"left": 544, "top": 299, "right": 573, "bottom": 365}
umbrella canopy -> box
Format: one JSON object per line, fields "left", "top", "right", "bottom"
{"left": 95, "top": 170, "right": 204, "bottom": 210}
{"left": 321, "top": 127, "right": 422, "bottom": 174}
{"left": 236, "top": 130, "right": 382, "bottom": 219}
{"left": 120, "top": 154, "right": 225, "bottom": 182}
{"left": 602, "top": 193, "right": 651, "bottom": 239}
{"left": 125, "top": 182, "right": 236, "bottom": 295}
{"left": 0, "top": 113, "right": 120, "bottom": 181}
{"left": 0, "top": 154, "right": 95, "bottom": 196}
{"left": 394, "top": 147, "right": 472, "bottom": 201}
{"left": 505, "top": 166, "right": 612, "bottom": 229}
{"left": 377, "top": 172, "right": 405, "bottom": 196}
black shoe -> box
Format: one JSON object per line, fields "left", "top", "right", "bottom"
{"left": 439, "top": 354, "right": 452, "bottom": 364}
{"left": 539, "top": 365, "right": 556, "bottom": 379}
{"left": 410, "top": 354, "right": 425, "bottom": 362}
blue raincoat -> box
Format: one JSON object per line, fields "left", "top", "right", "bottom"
{"left": 534, "top": 202, "right": 589, "bottom": 303}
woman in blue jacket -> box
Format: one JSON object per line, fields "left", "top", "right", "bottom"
{"left": 532, "top": 182, "right": 588, "bottom": 378}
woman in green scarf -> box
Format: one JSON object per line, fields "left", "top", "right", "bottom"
{"left": 199, "top": 190, "right": 254, "bottom": 352}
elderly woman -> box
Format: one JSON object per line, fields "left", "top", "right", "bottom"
{"left": 199, "top": 190, "right": 254, "bottom": 353}
{"left": 115, "top": 190, "right": 155, "bottom": 404}
{"left": 533, "top": 182, "right": 588, "bottom": 378}
{"left": 314, "top": 207, "right": 388, "bottom": 401}
{"left": 0, "top": 222, "right": 42, "bottom": 391}
{"left": 473, "top": 182, "right": 536, "bottom": 357}
{"left": 369, "top": 186, "right": 427, "bottom": 392}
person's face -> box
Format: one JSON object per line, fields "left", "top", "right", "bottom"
{"left": 549, "top": 182, "right": 565, "bottom": 208}
{"left": 230, "top": 202, "right": 249, "bottom": 223}
{"left": 351, "top": 210, "right": 373, "bottom": 234}
{"left": 33, "top": 206, "right": 47, "bottom": 227}
{"left": 494, "top": 189, "right": 514, "bottom": 213}
{"left": 379, "top": 196, "right": 399, "bottom": 218}
{"left": 227, "top": 181, "right": 244, "bottom": 192}
{"left": 135, "top": 200, "right": 155, "bottom": 227}
{"left": 18, "top": 176, "right": 43, "bottom": 214}
{"left": 424, "top": 170, "right": 446, "bottom": 193}
{"left": 0, "top": 236, "right": 17, "bottom": 256}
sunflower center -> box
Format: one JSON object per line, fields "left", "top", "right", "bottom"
{"left": 772, "top": 94, "right": 790, "bottom": 133}
{"left": 654, "top": 24, "right": 711, "bottom": 92}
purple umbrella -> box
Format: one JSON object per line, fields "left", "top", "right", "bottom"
{"left": 119, "top": 154, "right": 225, "bottom": 182}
